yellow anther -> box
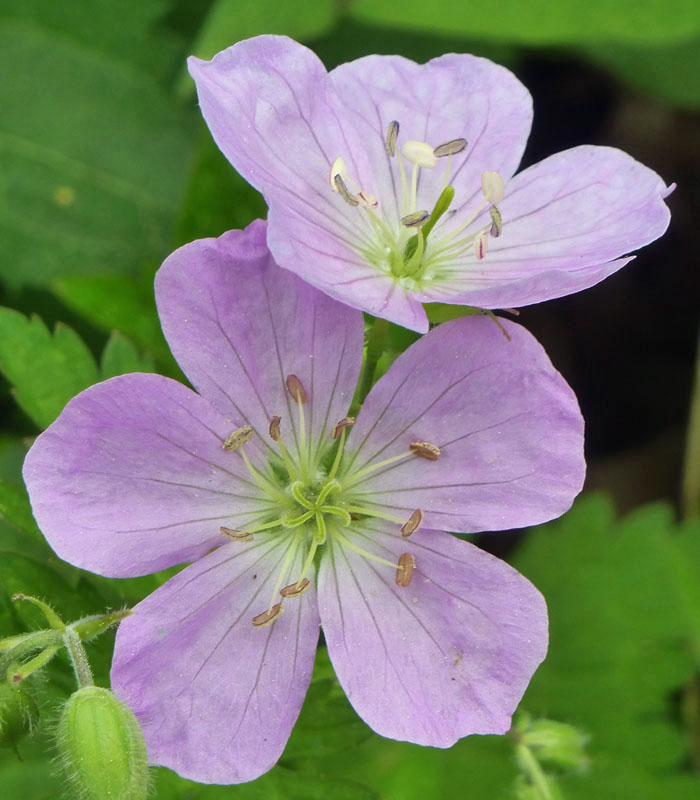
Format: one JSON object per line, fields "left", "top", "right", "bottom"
{"left": 409, "top": 441, "right": 441, "bottom": 461}
{"left": 223, "top": 425, "right": 253, "bottom": 451}
{"left": 220, "top": 526, "right": 253, "bottom": 542}
{"left": 396, "top": 553, "right": 416, "bottom": 587}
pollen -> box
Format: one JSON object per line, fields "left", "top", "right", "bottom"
{"left": 433, "top": 138, "right": 467, "bottom": 158}
{"left": 285, "top": 374, "right": 308, "bottom": 404}
{"left": 223, "top": 425, "right": 254, "bottom": 451}
{"left": 269, "top": 415, "right": 282, "bottom": 441}
{"left": 401, "top": 509, "right": 424, "bottom": 538}
{"left": 410, "top": 441, "right": 441, "bottom": 461}
{"left": 280, "top": 578, "right": 311, "bottom": 598}
{"left": 332, "top": 417, "right": 356, "bottom": 439}
{"left": 396, "top": 553, "right": 416, "bottom": 587}
{"left": 252, "top": 603, "right": 283, "bottom": 628}
{"left": 220, "top": 526, "right": 253, "bottom": 541}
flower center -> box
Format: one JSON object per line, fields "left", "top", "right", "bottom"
{"left": 329, "top": 122, "right": 505, "bottom": 291}
{"left": 220, "top": 375, "right": 441, "bottom": 626}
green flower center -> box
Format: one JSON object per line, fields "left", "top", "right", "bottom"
{"left": 329, "top": 122, "right": 505, "bottom": 291}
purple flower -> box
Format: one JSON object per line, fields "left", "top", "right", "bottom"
{"left": 188, "top": 35, "right": 672, "bottom": 333}
{"left": 23, "top": 221, "right": 584, "bottom": 784}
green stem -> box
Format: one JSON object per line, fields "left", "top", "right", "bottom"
{"left": 515, "top": 743, "right": 554, "bottom": 800}
{"left": 63, "top": 628, "right": 94, "bottom": 689}
{"left": 682, "top": 323, "right": 700, "bottom": 521}
{"left": 356, "top": 318, "right": 390, "bottom": 407}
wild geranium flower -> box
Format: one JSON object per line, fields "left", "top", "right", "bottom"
{"left": 189, "top": 35, "right": 672, "bottom": 333}
{"left": 23, "top": 221, "right": 584, "bottom": 784}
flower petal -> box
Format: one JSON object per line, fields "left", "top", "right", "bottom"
{"left": 422, "top": 145, "right": 671, "bottom": 308}
{"left": 112, "top": 537, "right": 319, "bottom": 784}
{"left": 23, "top": 373, "right": 268, "bottom": 577}
{"left": 156, "top": 220, "right": 364, "bottom": 450}
{"left": 330, "top": 52, "right": 532, "bottom": 222}
{"left": 343, "top": 316, "right": 584, "bottom": 532}
{"left": 318, "top": 523, "right": 547, "bottom": 746}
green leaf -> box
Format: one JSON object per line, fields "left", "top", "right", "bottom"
{"left": 283, "top": 648, "right": 372, "bottom": 760}
{"left": 0, "top": 480, "right": 44, "bottom": 543}
{"left": 53, "top": 272, "right": 173, "bottom": 367}
{"left": 153, "top": 764, "right": 379, "bottom": 799}
{"left": 424, "top": 303, "right": 484, "bottom": 324}
{"left": 0, "top": 20, "right": 193, "bottom": 287}
{"left": 513, "top": 496, "right": 700, "bottom": 798}
{"left": 584, "top": 38, "right": 700, "bottom": 109}
{"left": 0, "top": 308, "right": 98, "bottom": 428}
{"left": 100, "top": 333, "right": 154, "bottom": 379}
{"left": 348, "top": 0, "right": 700, "bottom": 44}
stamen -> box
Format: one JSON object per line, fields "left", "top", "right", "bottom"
{"left": 252, "top": 603, "right": 283, "bottom": 628}
{"left": 342, "top": 505, "right": 404, "bottom": 524}
{"left": 385, "top": 121, "right": 399, "bottom": 157}
{"left": 475, "top": 230, "right": 489, "bottom": 260}
{"left": 402, "top": 141, "right": 438, "bottom": 169}
{"left": 223, "top": 425, "right": 253, "bottom": 451}
{"left": 396, "top": 553, "right": 416, "bottom": 587}
{"left": 481, "top": 170, "right": 505, "bottom": 204}
{"left": 433, "top": 138, "right": 467, "bottom": 157}
{"left": 220, "top": 526, "right": 253, "bottom": 542}
{"left": 489, "top": 206, "right": 503, "bottom": 238}
{"left": 401, "top": 210, "right": 430, "bottom": 228}
{"left": 333, "top": 174, "right": 360, "bottom": 206}
{"left": 410, "top": 441, "right": 441, "bottom": 461}
{"left": 329, "top": 156, "right": 348, "bottom": 189}
{"left": 358, "top": 191, "right": 379, "bottom": 209}
{"left": 280, "top": 578, "right": 310, "bottom": 598}
{"left": 332, "top": 526, "right": 402, "bottom": 570}
{"left": 269, "top": 415, "right": 281, "bottom": 441}
{"left": 285, "top": 375, "right": 308, "bottom": 404}
{"left": 401, "top": 509, "right": 424, "bottom": 538}
{"left": 332, "top": 417, "right": 356, "bottom": 440}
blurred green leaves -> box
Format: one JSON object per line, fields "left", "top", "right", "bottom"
{"left": 349, "top": 0, "right": 700, "bottom": 44}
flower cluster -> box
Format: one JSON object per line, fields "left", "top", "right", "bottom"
{"left": 23, "top": 34, "right": 670, "bottom": 786}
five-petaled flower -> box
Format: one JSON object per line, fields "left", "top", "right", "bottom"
{"left": 24, "top": 221, "right": 585, "bottom": 784}
{"left": 189, "top": 35, "right": 672, "bottom": 333}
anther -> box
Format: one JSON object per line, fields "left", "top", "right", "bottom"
{"left": 285, "top": 374, "right": 308, "bottom": 404}
{"left": 410, "top": 441, "right": 441, "bottom": 461}
{"left": 280, "top": 578, "right": 310, "bottom": 598}
{"left": 476, "top": 230, "right": 489, "bottom": 260}
{"left": 401, "top": 509, "right": 424, "bottom": 538}
{"left": 402, "top": 140, "right": 438, "bottom": 169}
{"left": 358, "top": 191, "right": 379, "bottom": 208}
{"left": 401, "top": 210, "right": 430, "bottom": 228}
{"left": 433, "top": 138, "right": 467, "bottom": 157}
{"left": 333, "top": 174, "right": 360, "bottom": 206}
{"left": 396, "top": 553, "right": 416, "bottom": 587}
{"left": 481, "top": 170, "right": 505, "bottom": 204}
{"left": 252, "top": 603, "right": 283, "bottom": 628}
{"left": 489, "top": 206, "right": 503, "bottom": 238}
{"left": 329, "top": 156, "right": 347, "bottom": 189}
{"left": 269, "top": 415, "right": 281, "bottom": 442}
{"left": 220, "top": 526, "right": 253, "bottom": 542}
{"left": 332, "top": 417, "right": 356, "bottom": 439}
{"left": 385, "top": 120, "right": 399, "bottom": 156}
{"left": 223, "top": 425, "right": 253, "bottom": 451}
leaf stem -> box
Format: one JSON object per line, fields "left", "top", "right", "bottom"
{"left": 356, "top": 318, "right": 390, "bottom": 407}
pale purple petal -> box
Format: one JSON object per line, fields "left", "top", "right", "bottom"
{"left": 23, "top": 374, "right": 268, "bottom": 577}
{"left": 329, "top": 52, "right": 532, "bottom": 222}
{"left": 421, "top": 145, "right": 671, "bottom": 308}
{"left": 156, "top": 220, "right": 364, "bottom": 450}
{"left": 112, "top": 538, "right": 319, "bottom": 784}
{"left": 318, "top": 522, "right": 547, "bottom": 745}
{"left": 343, "top": 316, "right": 584, "bottom": 532}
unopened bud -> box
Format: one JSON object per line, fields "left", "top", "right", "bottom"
{"left": 56, "top": 686, "right": 148, "bottom": 800}
{"left": 0, "top": 681, "right": 39, "bottom": 750}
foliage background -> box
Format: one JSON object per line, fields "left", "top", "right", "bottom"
{"left": 1, "top": 0, "right": 699, "bottom": 797}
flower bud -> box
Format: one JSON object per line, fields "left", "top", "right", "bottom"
{"left": 56, "top": 686, "right": 148, "bottom": 800}
{"left": 520, "top": 717, "right": 589, "bottom": 773}
{"left": 0, "top": 681, "right": 39, "bottom": 750}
